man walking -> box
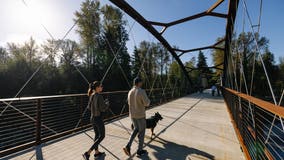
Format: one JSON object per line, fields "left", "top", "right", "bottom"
{"left": 123, "top": 77, "right": 150, "bottom": 157}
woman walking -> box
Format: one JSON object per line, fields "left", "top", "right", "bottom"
{"left": 83, "top": 81, "right": 109, "bottom": 160}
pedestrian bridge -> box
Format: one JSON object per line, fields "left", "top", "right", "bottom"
{"left": 1, "top": 1, "right": 284, "bottom": 160}
{"left": 1, "top": 90, "right": 245, "bottom": 160}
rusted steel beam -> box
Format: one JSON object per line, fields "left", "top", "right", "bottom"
{"left": 222, "top": 0, "right": 239, "bottom": 86}
{"left": 177, "top": 46, "right": 224, "bottom": 57}
{"left": 186, "top": 62, "right": 224, "bottom": 72}
{"left": 109, "top": 0, "right": 193, "bottom": 85}
{"left": 213, "top": 38, "right": 225, "bottom": 46}
{"left": 148, "top": 11, "right": 227, "bottom": 28}
{"left": 208, "top": 12, "right": 228, "bottom": 18}
{"left": 176, "top": 38, "right": 225, "bottom": 57}
{"left": 149, "top": 0, "right": 226, "bottom": 29}
{"left": 207, "top": 0, "right": 225, "bottom": 13}
{"left": 148, "top": 21, "right": 167, "bottom": 27}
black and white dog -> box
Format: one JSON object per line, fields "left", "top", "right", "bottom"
{"left": 131, "top": 112, "right": 163, "bottom": 138}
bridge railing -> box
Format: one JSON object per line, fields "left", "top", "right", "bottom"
{"left": 222, "top": 87, "right": 284, "bottom": 160}
{"left": 0, "top": 87, "right": 188, "bottom": 157}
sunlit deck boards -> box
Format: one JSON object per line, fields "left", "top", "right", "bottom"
{"left": 2, "top": 90, "right": 245, "bottom": 160}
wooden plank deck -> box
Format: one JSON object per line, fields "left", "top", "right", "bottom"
{"left": 1, "top": 90, "right": 245, "bottom": 160}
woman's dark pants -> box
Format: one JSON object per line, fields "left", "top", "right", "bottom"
{"left": 90, "top": 116, "right": 105, "bottom": 151}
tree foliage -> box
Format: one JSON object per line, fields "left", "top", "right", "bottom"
{"left": 0, "top": 0, "right": 189, "bottom": 98}
{"left": 212, "top": 32, "right": 283, "bottom": 100}
{"left": 1, "top": 0, "right": 281, "bottom": 102}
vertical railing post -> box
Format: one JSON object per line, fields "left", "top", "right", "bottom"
{"left": 79, "top": 95, "right": 84, "bottom": 127}
{"left": 253, "top": 105, "right": 259, "bottom": 159}
{"left": 80, "top": 96, "right": 84, "bottom": 115}
{"left": 36, "top": 99, "right": 42, "bottom": 145}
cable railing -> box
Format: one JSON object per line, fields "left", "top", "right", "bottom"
{"left": 222, "top": 87, "right": 284, "bottom": 160}
{"left": 0, "top": 87, "right": 188, "bottom": 157}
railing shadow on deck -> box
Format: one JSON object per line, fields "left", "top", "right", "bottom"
{"left": 0, "top": 127, "right": 91, "bottom": 160}
{"left": 0, "top": 87, "right": 190, "bottom": 158}
{"left": 148, "top": 137, "right": 215, "bottom": 160}
{"left": 1, "top": 90, "right": 211, "bottom": 160}
{"left": 141, "top": 91, "right": 217, "bottom": 160}
{"left": 122, "top": 95, "right": 204, "bottom": 160}
{"left": 0, "top": 144, "right": 44, "bottom": 160}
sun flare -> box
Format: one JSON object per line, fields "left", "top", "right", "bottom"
{"left": 5, "top": 0, "right": 56, "bottom": 43}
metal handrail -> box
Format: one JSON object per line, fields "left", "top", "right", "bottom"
{"left": 224, "top": 88, "right": 284, "bottom": 117}
{"left": 0, "top": 87, "right": 188, "bottom": 157}
{"left": 222, "top": 87, "right": 284, "bottom": 160}
{"left": 0, "top": 87, "right": 176, "bottom": 102}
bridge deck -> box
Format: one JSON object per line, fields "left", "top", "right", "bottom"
{"left": 2, "top": 91, "right": 245, "bottom": 160}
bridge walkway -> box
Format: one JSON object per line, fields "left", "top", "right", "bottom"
{"left": 2, "top": 90, "right": 245, "bottom": 160}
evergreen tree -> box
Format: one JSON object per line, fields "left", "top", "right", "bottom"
{"left": 156, "top": 43, "right": 170, "bottom": 82}
{"left": 101, "top": 4, "right": 131, "bottom": 90}
{"left": 197, "top": 51, "right": 209, "bottom": 73}
{"left": 74, "top": 0, "right": 101, "bottom": 79}
{"left": 132, "top": 46, "right": 141, "bottom": 78}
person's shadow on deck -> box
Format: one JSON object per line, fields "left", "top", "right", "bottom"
{"left": 147, "top": 137, "right": 215, "bottom": 160}
{"left": 2, "top": 144, "right": 45, "bottom": 160}
{"left": 35, "top": 144, "right": 44, "bottom": 160}
{"left": 94, "top": 154, "right": 106, "bottom": 160}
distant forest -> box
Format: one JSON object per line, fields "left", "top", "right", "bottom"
{"left": 0, "top": 0, "right": 283, "bottom": 101}
{"left": 212, "top": 33, "right": 284, "bottom": 101}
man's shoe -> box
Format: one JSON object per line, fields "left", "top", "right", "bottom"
{"left": 137, "top": 150, "right": 148, "bottom": 157}
{"left": 123, "top": 146, "right": 131, "bottom": 156}
{"left": 82, "top": 152, "right": 90, "bottom": 160}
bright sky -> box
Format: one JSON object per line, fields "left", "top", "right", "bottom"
{"left": 0, "top": 0, "right": 283, "bottom": 65}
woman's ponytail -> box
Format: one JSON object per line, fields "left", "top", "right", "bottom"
{"left": 87, "top": 81, "right": 101, "bottom": 96}
{"left": 88, "top": 83, "right": 94, "bottom": 96}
